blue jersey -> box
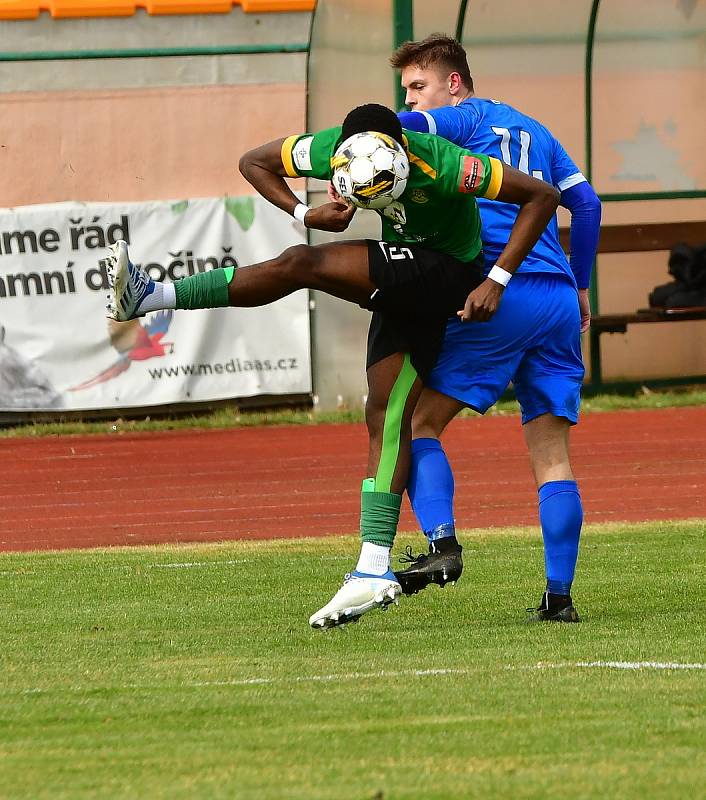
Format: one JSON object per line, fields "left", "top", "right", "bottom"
{"left": 401, "top": 98, "right": 587, "bottom": 284}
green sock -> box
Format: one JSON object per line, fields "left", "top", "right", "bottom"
{"left": 360, "top": 479, "right": 402, "bottom": 548}
{"left": 174, "top": 266, "right": 236, "bottom": 310}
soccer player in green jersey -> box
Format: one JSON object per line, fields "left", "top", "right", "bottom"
{"left": 106, "top": 103, "right": 559, "bottom": 629}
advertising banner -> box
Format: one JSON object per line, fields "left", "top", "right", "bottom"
{"left": 0, "top": 196, "right": 311, "bottom": 412}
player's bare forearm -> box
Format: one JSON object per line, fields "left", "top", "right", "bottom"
{"left": 239, "top": 138, "right": 301, "bottom": 215}
{"left": 459, "top": 164, "right": 559, "bottom": 322}
{"left": 239, "top": 139, "right": 355, "bottom": 232}
{"left": 493, "top": 164, "right": 560, "bottom": 274}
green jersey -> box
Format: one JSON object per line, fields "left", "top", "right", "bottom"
{"left": 281, "top": 127, "right": 504, "bottom": 263}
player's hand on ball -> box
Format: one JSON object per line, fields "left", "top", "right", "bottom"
{"left": 327, "top": 182, "right": 343, "bottom": 203}
{"left": 458, "top": 279, "right": 504, "bottom": 322}
{"left": 305, "top": 201, "right": 356, "bottom": 232}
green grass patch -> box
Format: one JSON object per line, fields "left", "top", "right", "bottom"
{"left": 2, "top": 387, "right": 706, "bottom": 439}
{"left": 1, "top": 520, "right": 704, "bottom": 799}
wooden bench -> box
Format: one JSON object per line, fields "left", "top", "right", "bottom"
{"left": 560, "top": 220, "right": 706, "bottom": 331}
{"left": 559, "top": 219, "right": 706, "bottom": 389}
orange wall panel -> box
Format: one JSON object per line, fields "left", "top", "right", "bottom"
{"left": 0, "top": 0, "right": 314, "bottom": 18}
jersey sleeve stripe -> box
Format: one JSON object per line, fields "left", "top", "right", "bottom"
{"left": 420, "top": 111, "right": 437, "bottom": 135}
{"left": 280, "top": 135, "right": 300, "bottom": 178}
{"left": 557, "top": 172, "right": 587, "bottom": 192}
{"left": 483, "top": 157, "right": 504, "bottom": 200}
{"left": 407, "top": 150, "right": 437, "bottom": 179}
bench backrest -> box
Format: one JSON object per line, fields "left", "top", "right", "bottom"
{"left": 559, "top": 220, "right": 706, "bottom": 255}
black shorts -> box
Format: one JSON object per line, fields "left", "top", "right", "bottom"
{"left": 362, "top": 239, "right": 484, "bottom": 379}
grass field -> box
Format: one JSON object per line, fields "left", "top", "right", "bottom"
{"left": 2, "top": 387, "right": 706, "bottom": 438}
{"left": 1, "top": 520, "right": 705, "bottom": 799}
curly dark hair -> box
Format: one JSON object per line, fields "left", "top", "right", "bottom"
{"left": 341, "top": 103, "right": 404, "bottom": 145}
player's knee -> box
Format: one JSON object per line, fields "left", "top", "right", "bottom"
{"left": 278, "top": 244, "right": 319, "bottom": 280}
{"left": 411, "top": 403, "right": 450, "bottom": 439}
{"left": 412, "top": 408, "right": 444, "bottom": 439}
{"left": 528, "top": 440, "right": 572, "bottom": 484}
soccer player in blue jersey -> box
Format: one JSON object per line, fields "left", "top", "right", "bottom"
{"left": 390, "top": 35, "right": 602, "bottom": 621}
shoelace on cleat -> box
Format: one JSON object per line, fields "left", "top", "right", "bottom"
{"left": 397, "top": 545, "right": 428, "bottom": 566}
{"left": 526, "top": 592, "right": 550, "bottom": 614}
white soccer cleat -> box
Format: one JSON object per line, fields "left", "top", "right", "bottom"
{"left": 309, "top": 570, "right": 402, "bottom": 630}
{"left": 105, "top": 240, "right": 155, "bottom": 321}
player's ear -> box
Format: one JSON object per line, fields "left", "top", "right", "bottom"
{"left": 448, "top": 72, "right": 462, "bottom": 95}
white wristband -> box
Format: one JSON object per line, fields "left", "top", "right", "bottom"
{"left": 487, "top": 264, "right": 513, "bottom": 287}
{"left": 293, "top": 203, "right": 310, "bottom": 225}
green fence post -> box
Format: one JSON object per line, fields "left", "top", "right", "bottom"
{"left": 455, "top": 0, "right": 469, "bottom": 42}
{"left": 585, "top": 0, "right": 601, "bottom": 390}
{"left": 392, "top": 0, "right": 414, "bottom": 110}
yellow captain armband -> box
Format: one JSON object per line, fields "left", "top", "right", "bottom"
{"left": 483, "top": 157, "right": 504, "bottom": 200}
{"left": 280, "top": 135, "right": 300, "bottom": 178}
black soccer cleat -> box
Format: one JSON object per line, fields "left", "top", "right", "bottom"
{"left": 394, "top": 542, "right": 463, "bottom": 596}
{"left": 526, "top": 591, "right": 581, "bottom": 623}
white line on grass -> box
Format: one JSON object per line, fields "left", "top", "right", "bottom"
{"left": 577, "top": 661, "right": 706, "bottom": 671}
{"left": 190, "top": 668, "right": 470, "bottom": 687}
{"left": 17, "top": 668, "right": 471, "bottom": 694}
{"left": 201, "top": 663, "right": 706, "bottom": 688}
{"left": 148, "top": 560, "right": 248, "bottom": 569}
{"left": 513, "top": 661, "right": 706, "bottom": 672}
{"left": 146, "top": 555, "right": 350, "bottom": 569}
{"left": 17, "top": 663, "right": 706, "bottom": 696}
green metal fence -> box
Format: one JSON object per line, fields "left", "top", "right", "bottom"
{"left": 388, "top": 0, "right": 706, "bottom": 393}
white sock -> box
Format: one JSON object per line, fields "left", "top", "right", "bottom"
{"left": 355, "top": 542, "right": 391, "bottom": 576}
{"left": 138, "top": 282, "right": 176, "bottom": 314}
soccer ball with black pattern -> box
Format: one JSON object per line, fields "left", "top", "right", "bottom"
{"left": 331, "top": 132, "right": 409, "bottom": 210}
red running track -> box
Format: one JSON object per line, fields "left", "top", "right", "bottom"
{"left": 1, "top": 407, "right": 705, "bottom": 552}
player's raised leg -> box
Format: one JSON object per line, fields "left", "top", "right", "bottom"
{"left": 106, "top": 238, "right": 375, "bottom": 322}
{"left": 309, "top": 352, "right": 423, "bottom": 629}
{"left": 105, "top": 238, "right": 419, "bottom": 629}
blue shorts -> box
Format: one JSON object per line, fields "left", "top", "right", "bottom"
{"left": 427, "top": 273, "right": 585, "bottom": 424}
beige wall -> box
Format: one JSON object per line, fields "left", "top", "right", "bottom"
{"left": 0, "top": 83, "right": 304, "bottom": 205}
{"left": 0, "top": 8, "right": 309, "bottom": 205}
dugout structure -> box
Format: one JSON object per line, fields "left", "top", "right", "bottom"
{"left": 307, "top": 0, "right": 706, "bottom": 401}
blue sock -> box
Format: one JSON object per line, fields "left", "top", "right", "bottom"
{"left": 538, "top": 480, "right": 583, "bottom": 596}
{"left": 407, "top": 438, "right": 456, "bottom": 542}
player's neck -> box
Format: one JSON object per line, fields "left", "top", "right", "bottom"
{"left": 452, "top": 90, "right": 474, "bottom": 106}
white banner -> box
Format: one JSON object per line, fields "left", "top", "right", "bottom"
{"left": 0, "top": 196, "right": 311, "bottom": 411}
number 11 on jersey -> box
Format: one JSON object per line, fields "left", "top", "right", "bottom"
{"left": 491, "top": 126, "right": 544, "bottom": 181}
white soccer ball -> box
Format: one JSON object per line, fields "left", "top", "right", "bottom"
{"left": 331, "top": 132, "right": 409, "bottom": 210}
